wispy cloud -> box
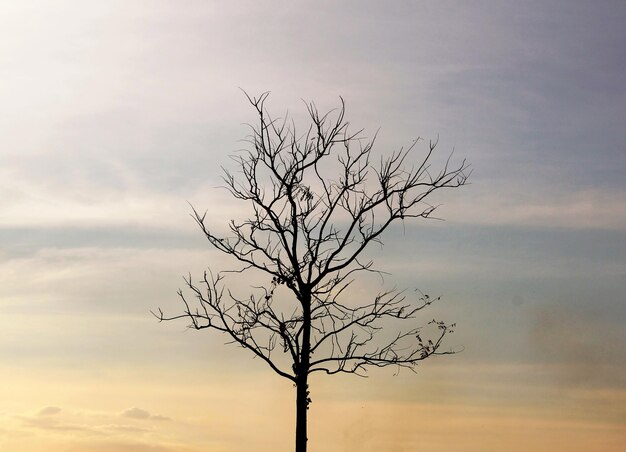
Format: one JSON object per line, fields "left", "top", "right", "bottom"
{"left": 122, "top": 408, "right": 171, "bottom": 422}
{"left": 10, "top": 405, "right": 175, "bottom": 450}
{"left": 38, "top": 406, "right": 62, "bottom": 416}
{"left": 446, "top": 187, "right": 626, "bottom": 230}
{"left": 20, "top": 412, "right": 100, "bottom": 435}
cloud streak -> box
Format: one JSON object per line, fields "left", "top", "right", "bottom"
{"left": 122, "top": 408, "right": 171, "bottom": 422}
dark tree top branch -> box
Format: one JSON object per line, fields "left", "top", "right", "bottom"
{"left": 154, "top": 91, "right": 468, "bottom": 394}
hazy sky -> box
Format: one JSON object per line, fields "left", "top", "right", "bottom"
{"left": 1, "top": 1, "right": 625, "bottom": 451}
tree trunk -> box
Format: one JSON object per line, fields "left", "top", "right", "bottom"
{"left": 295, "top": 292, "right": 311, "bottom": 452}
{"left": 295, "top": 374, "right": 309, "bottom": 452}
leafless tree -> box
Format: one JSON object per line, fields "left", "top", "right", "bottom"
{"left": 154, "top": 92, "right": 469, "bottom": 452}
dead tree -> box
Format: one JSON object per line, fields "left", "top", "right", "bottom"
{"left": 154, "top": 92, "right": 469, "bottom": 452}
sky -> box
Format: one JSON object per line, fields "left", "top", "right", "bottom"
{"left": 1, "top": 0, "right": 625, "bottom": 450}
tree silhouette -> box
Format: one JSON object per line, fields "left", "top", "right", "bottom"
{"left": 154, "top": 92, "right": 469, "bottom": 452}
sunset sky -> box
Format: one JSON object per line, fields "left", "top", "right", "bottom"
{"left": 1, "top": 1, "right": 625, "bottom": 451}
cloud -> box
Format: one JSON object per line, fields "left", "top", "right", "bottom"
{"left": 445, "top": 188, "right": 626, "bottom": 230}
{"left": 102, "top": 424, "right": 152, "bottom": 433}
{"left": 122, "top": 408, "right": 150, "bottom": 420}
{"left": 0, "top": 170, "right": 238, "bottom": 231}
{"left": 528, "top": 301, "right": 626, "bottom": 388}
{"left": 20, "top": 415, "right": 99, "bottom": 434}
{"left": 38, "top": 406, "right": 62, "bottom": 416}
{"left": 150, "top": 414, "right": 171, "bottom": 422}
{"left": 122, "top": 408, "right": 171, "bottom": 422}
{"left": 16, "top": 406, "right": 168, "bottom": 441}
{"left": 67, "top": 441, "right": 176, "bottom": 452}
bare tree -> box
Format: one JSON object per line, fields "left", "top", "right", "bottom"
{"left": 154, "top": 92, "right": 469, "bottom": 452}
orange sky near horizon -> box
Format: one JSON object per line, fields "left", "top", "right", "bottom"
{"left": 1, "top": 362, "right": 624, "bottom": 451}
